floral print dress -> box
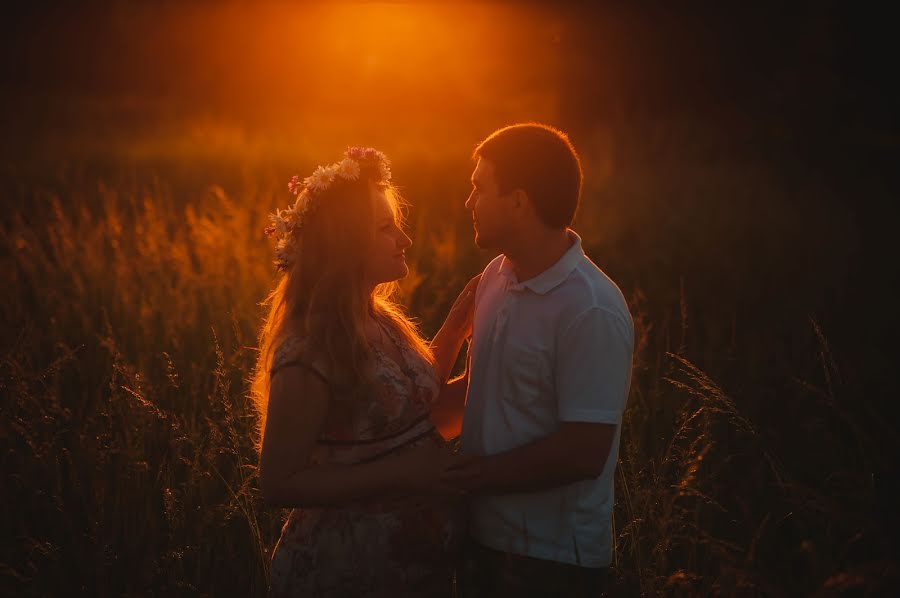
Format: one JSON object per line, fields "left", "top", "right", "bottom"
{"left": 267, "top": 315, "right": 466, "bottom": 598}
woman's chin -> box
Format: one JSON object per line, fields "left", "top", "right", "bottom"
{"left": 379, "top": 264, "right": 408, "bottom": 284}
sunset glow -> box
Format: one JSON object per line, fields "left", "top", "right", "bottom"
{"left": 14, "top": 2, "right": 580, "bottom": 163}
{"left": 4, "top": 2, "right": 893, "bottom": 595}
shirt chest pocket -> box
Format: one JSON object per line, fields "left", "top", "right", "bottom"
{"left": 501, "top": 343, "right": 550, "bottom": 406}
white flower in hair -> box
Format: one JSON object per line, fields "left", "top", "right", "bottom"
{"left": 336, "top": 158, "right": 361, "bottom": 181}
{"left": 293, "top": 190, "right": 312, "bottom": 215}
{"left": 288, "top": 206, "right": 304, "bottom": 228}
{"left": 379, "top": 161, "right": 391, "bottom": 181}
{"left": 267, "top": 209, "right": 288, "bottom": 235}
{"left": 304, "top": 165, "right": 336, "bottom": 192}
{"left": 274, "top": 237, "right": 295, "bottom": 266}
{"left": 275, "top": 209, "right": 291, "bottom": 234}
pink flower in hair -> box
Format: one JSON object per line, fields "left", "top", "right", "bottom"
{"left": 287, "top": 175, "right": 302, "bottom": 195}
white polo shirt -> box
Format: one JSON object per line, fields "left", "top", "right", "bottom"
{"left": 460, "top": 229, "right": 634, "bottom": 568}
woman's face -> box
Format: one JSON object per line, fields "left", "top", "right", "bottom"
{"left": 363, "top": 184, "right": 412, "bottom": 287}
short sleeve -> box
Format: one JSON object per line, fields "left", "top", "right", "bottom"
{"left": 272, "top": 334, "right": 307, "bottom": 372}
{"left": 269, "top": 334, "right": 330, "bottom": 385}
{"left": 555, "top": 307, "right": 634, "bottom": 424}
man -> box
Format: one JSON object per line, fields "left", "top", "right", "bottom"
{"left": 444, "top": 123, "right": 635, "bottom": 596}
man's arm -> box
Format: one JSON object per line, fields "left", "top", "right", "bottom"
{"left": 442, "top": 421, "right": 616, "bottom": 493}
{"left": 445, "top": 305, "right": 633, "bottom": 494}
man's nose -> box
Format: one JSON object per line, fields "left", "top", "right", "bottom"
{"left": 465, "top": 192, "right": 475, "bottom": 211}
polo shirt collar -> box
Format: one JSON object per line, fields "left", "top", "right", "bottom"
{"left": 498, "top": 229, "right": 584, "bottom": 295}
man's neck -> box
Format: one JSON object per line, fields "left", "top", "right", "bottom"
{"left": 505, "top": 228, "right": 573, "bottom": 283}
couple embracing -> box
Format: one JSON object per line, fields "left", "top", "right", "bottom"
{"left": 252, "top": 123, "right": 634, "bottom": 597}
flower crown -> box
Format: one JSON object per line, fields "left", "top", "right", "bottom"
{"left": 264, "top": 147, "right": 392, "bottom": 272}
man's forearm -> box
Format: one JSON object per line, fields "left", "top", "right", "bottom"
{"left": 446, "top": 422, "right": 616, "bottom": 494}
{"left": 472, "top": 433, "right": 595, "bottom": 494}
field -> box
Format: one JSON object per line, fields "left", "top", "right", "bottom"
{"left": 2, "top": 111, "right": 894, "bottom": 596}
{"left": 2, "top": 2, "right": 898, "bottom": 596}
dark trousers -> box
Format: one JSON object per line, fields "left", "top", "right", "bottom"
{"left": 458, "top": 537, "right": 611, "bottom": 598}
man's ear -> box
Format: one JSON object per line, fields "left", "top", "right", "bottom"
{"left": 511, "top": 188, "right": 529, "bottom": 211}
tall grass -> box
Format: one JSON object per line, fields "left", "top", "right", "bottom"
{"left": 1, "top": 134, "right": 893, "bottom": 596}
{"left": 2, "top": 179, "right": 283, "bottom": 595}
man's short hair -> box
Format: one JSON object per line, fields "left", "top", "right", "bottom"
{"left": 473, "top": 123, "right": 583, "bottom": 229}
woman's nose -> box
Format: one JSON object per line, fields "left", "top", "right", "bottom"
{"left": 399, "top": 230, "right": 412, "bottom": 249}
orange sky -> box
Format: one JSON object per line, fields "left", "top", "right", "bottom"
{"left": 2, "top": 2, "right": 604, "bottom": 163}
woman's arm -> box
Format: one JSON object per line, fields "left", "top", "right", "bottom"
{"left": 430, "top": 371, "right": 469, "bottom": 440}
{"left": 430, "top": 274, "right": 481, "bottom": 385}
{"left": 259, "top": 364, "right": 464, "bottom": 508}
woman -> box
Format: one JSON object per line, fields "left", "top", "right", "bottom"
{"left": 250, "top": 147, "right": 477, "bottom": 597}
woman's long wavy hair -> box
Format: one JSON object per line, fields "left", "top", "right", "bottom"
{"left": 249, "top": 161, "right": 433, "bottom": 454}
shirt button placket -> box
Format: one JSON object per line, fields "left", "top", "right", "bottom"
{"left": 496, "top": 288, "right": 517, "bottom": 365}
{"left": 495, "top": 303, "right": 508, "bottom": 345}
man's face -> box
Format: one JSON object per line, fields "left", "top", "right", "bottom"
{"left": 465, "top": 157, "right": 513, "bottom": 250}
